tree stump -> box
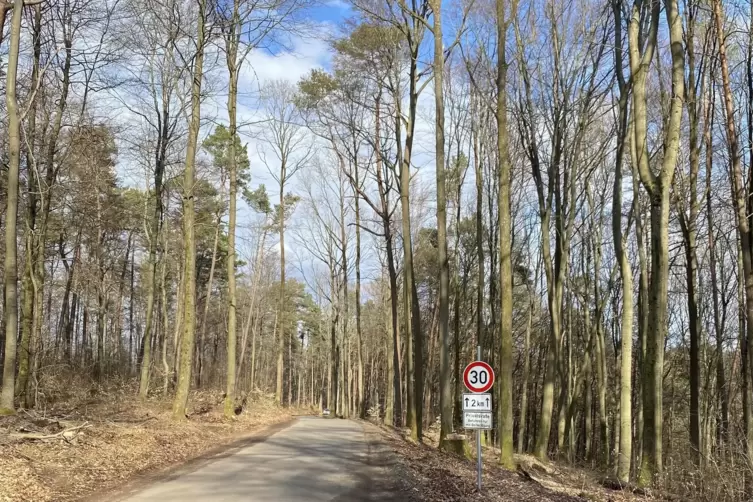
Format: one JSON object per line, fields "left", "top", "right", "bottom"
{"left": 440, "top": 433, "right": 471, "bottom": 458}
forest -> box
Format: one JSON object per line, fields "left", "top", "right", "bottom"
{"left": 0, "top": 0, "right": 751, "bottom": 499}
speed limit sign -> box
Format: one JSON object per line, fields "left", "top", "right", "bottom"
{"left": 463, "top": 360, "right": 494, "bottom": 393}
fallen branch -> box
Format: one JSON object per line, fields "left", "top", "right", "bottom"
{"left": 599, "top": 477, "right": 684, "bottom": 501}
{"left": 8, "top": 422, "right": 91, "bottom": 442}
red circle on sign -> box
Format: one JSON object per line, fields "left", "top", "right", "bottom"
{"left": 463, "top": 361, "right": 494, "bottom": 393}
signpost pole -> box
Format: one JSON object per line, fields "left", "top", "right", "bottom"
{"left": 476, "top": 345, "right": 482, "bottom": 492}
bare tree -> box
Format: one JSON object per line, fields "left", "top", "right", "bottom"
{"left": 172, "top": 0, "right": 210, "bottom": 420}
{"left": 256, "top": 79, "right": 310, "bottom": 405}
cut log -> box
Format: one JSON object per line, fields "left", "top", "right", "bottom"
{"left": 8, "top": 422, "right": 90, "bottom": 442}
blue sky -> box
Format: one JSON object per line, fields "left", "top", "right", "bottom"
{"left": 309, "top": 1, "right": 351, "bottom": 25}
{"left": 111, "top": 0, "right": 442, "bottom": 295}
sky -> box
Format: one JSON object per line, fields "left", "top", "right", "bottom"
{"left": 201, "top": 0, "right": 440, "bottom": 292}
{"left": 110, "top": 0, "right": 445, "bottom": 298}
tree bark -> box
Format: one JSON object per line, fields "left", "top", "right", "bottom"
{"left": 497, "top": 0, "right": 515, "bottom": 469}
{"left": 0, "top": 0, "right": 24, "bottom": 415}
{"left": 680, "top": 5, "right": 704, "bottom": 465}
{"left": 172, "top": 0, "right": 207, "bottom": 419}
{"left": 612, "top": 1, "right": 633, "bottom": 479}
{"left": 224, "top": 12, "right": 240, "bottom": 415}
{"left": 197, "top": 210, "right": 221, "bottom": 388}
{"left": 630, "top": 0, "right": 684, "bottom": 483}
{"left": 433, "top": 0, "right": 453, "bottom": 452}
{"left": 712, "top": 0, "right": 753, "bottom": 491}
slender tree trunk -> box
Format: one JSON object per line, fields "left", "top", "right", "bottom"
{"left": 128, "top": 245, "right": 135, "bottom": 373}
{"left": 18, "top": 4, "right": 60, "bottom": 404}
{"left": 160, "top": 235, "right": 170, "bottom": 395}
{"left": 138, "top": 132, "right": 166, "bottom": 398}
{"left": 172, "top": 0, "right": 206, "bottom": 419}
{"left": 518, "top": 291, "right": 533, "bottom": 453}
{"left": 197, "top": 211, "right": 221, "bottom": 388}
{"left": 354, "top": 159, "right": 365, "bottom": 418}
{"left": 433, "top": 0, "right": 453, "bottom": 451}
{"left": 0, "top": 0, "right": 24, "bottom": 415}
{"left": 706, "top": 82, "right": 728, "bottom": 454}
{"left": 473, "top": 89, "right": 484, "bottom": 397}
{"left": 497, "top": 0, "right": 515, "bottom": 468}
{"left": 611, "top": 2, "right": 633, "bottom": 479}
{"left": 396, "top": 48, "right": 423, "bottom": 440}
{"left": 223, "top": 8, "right": 241, "bottom": 416}
{"left": 338, "top": 174, "right": 349, "bottom": 417}
{"left": 630, "top": 0, "right": 684, "bottom": 483}
{"left": 238, "top": 230, "right": 266, "bottom": 389}
{"left": 681, "top": 8, "right": 704, "bottom": 465}
{"left": 276, "top": 184, "right": 286, "bottom": 405}
{"left": 633, "top": 157, "right": 648, "bottom": 470}
{"left": 376, "top": 93, "right": 402, "bottom": 426}
{"left": 712, "top": 0, "right": 753, "bottom": 491}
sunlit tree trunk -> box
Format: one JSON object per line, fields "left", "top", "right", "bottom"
{"left": 496, "top": 0, "right": 516, "bottom": 468}
{"left": 611, "top": 1, "right": 632, "bottom": 479}
{"left": 172, "top": 0, "right": 207, "bottom": 420}
{"left": 433, "top": 0, "right": 453, "bottom": 452}
{"left": 630, "top": 0, "right": 684, "bottom": 483}
{"left": 0, "top": 0, "right": 24, "bottom": 415}
{"left": 712, "top": 0, "right": 753, "bottom": 491}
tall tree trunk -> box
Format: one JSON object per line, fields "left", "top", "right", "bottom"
{"left": 631, "top": 0, "right": 684, "bottom": 483}
{"left": 172, "top": 0, "right": 206, "bottom": 419}
{"left": 612, "top": 1, "right": 633, "bottom": 478}
{"left": 681, "top": 5, "right": 704, "bottom": 465}
{"left": 223, "top": 2, "right": 241, "bottom": 417}
{"left": 138, "top": 123, "right": 167, "bottom": 398}
{"left": 633, "top": 146, "right": 648, "bottom": 470}
{"left": 19, "top": 84, "right": 38, "bottom": 404}
{"left": 354, "top": 158, "right": 365, "bottom": 419}
{"left": 160, "top": 235, "right": 170, "bottom": 395}
{"left": 707, "top": 78, "right": 727, "bottom": 454}
{"left": 497, "top": 0, "right": 515, "bottom": 468}
{"left": 472, "top": 89, "right": 484, "bottom": 412}
{"left": 395, "top": 37, "right": 424, "bottom": 439}
{"left": 0, "top": 0, "right": 24, "bottom": 415}
{"left": 712, "top": 0, "right": 753, "bottom": 491}
{"left": 433, "top": 0, "right": 453, "bottom": 451}
{"left": 276, "top": 184, "right": 286, "bottom": 405}
{"left": 338, "top": 173, "right": 349, "bottom": 417}
{"left": 376, "top": 93, "right": 402, "bottom": 426}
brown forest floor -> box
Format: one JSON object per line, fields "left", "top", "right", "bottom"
{"left": 374, "top": 423, "right": 656, "bottom": 502}
{"left": 0, "top": 380, "right": 299, "bottom": 502}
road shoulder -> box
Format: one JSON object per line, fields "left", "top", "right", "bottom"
{"left": 358, "top": 421, "right": 421, "bottom": 502}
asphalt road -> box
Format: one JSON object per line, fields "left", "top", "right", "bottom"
{"left": 121, "top": 417, "right": 402, "bottom": 502}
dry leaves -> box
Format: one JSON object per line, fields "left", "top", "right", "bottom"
{"left": 0, "top": 384, "right": 298, "bottom": 502}
{"left": 373, "top": 424, "right": 648, "bottom": 502}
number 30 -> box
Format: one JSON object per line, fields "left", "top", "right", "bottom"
{"left": 469, "top": 369, "right": 488, "bottom": 385}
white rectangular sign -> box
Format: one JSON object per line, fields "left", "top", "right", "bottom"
{"left": 463, "top": 411, "right": 493, "bottom": 430}
{"left": 463, "top": 393, "right": 492, "bottom": 411}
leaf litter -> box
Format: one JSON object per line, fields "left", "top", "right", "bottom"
{"left": 371, "top": 421, "right": 651, "bottom": 502}
{"left": 0, "top": 382, "right": 296, "bottom": 502}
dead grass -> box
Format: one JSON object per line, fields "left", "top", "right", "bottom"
{"left": 0, "top": 380, "right": 305, "bottom": 502}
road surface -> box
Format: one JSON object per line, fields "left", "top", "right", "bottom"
{"left": 121, "top": 417, "right": 403, "bottom": 502}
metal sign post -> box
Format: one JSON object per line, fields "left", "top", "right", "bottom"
{"left": 461, "top": 346, "right": 494, "bottom": 492}
{"left": 476, "top": 346, "right": 482, "bottom": 492}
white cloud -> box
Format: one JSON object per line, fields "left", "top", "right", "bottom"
{"left": 239, "top": 35, "right": 331, "bottom": 90}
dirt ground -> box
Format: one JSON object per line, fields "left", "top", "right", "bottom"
{"left": 372, "top": 423, "right": 654, "bottom": 502}
{"left": 0, "top": 382, "right": 301, "bottom": 502}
